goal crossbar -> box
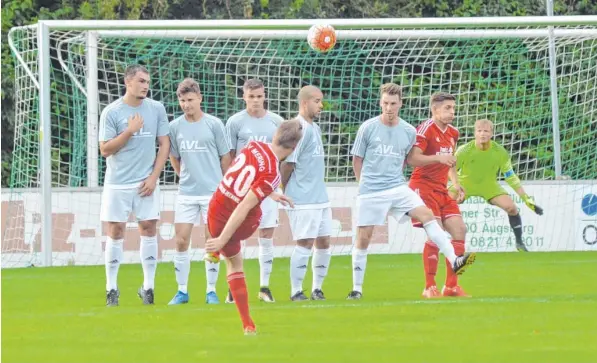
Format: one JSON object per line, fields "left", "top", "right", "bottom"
{"left": 37, "top": 16, "right": 597, "bottom": 30}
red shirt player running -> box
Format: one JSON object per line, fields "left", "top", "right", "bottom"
{"left": 407, "top": 93, "right": 469, "bottom": 298}
{"left": 205, "top": 120, "right": 302, "bottom": 335}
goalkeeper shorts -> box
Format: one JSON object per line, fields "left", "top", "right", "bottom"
{"left": 455, "top": 182, "right": 508, "bottom": 203}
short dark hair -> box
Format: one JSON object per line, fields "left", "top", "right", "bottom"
{"left": 243, "top": 78, "right": 264, "bottom": 91}
{"left": 124, "top": 64, "right": 149, "bottom": 80}
{"left": 176, "top": 78, "right": 201, "bottom": 97}
{"left": 430, "top": 92, "right": 456, "bottom": 108}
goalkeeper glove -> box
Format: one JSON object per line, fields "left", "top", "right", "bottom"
{"left": 522, "top": 195, "right": 543, "bottom": 215}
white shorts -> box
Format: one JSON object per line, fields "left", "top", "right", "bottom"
{"left": 356, "top": 184, "right": 425, "bottom": 227}
{"left": 174, "top": 197, "right": 210, "bottom": 225}
{"left": 287, "top": 207, "right": 332, "bottom": 241}
{"left": 100, "top": 185, "right": 161, "bottom": 222}
{"left": 259, "top": 197, "right": 279, "bottom": 229}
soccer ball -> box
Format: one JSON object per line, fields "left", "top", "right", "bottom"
{"left": 307, "top": 24, "right": 337, "bottom": 53}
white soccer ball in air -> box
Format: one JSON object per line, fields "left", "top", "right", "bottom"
{"left": 307, "top": 24, "right": 337, "bottom": 53}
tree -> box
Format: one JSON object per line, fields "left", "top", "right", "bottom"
{"left": 2, "top": 0, "right": 595, "bottom": 186}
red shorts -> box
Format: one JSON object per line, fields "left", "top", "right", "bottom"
{"left": 207, "top": 214, "right": 260, "bottom": 258}
{"left": 409, "top": 181, "right": 461, "bottom": 228}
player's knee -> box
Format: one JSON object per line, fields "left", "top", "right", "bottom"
{"left": 356, "top": 226, "right": 374, "bottom": 249}
{"left": 296, "top": 239, "right": 314, "bottom": 249}
{"left": 138, "top": 220, "right": 157, "bottom": 236}
{"left": 108, "top": 222, "right": 125, "bottom": 239}
{"left": 175, "top": 234, "right": 190, "bottom": 252}
{"left": 259, "top": 228, "right": 274, "bottom": 239}
{"left": 314, "top": 236, "right": 330, "bottom": 249}
{"left": 504, "top": 204, "right": 519, "bottom": 216}
{"left": 225, "top": 253, "right": 243, "bottom": 274}
{"left": 411, "top": 206, "right": 434, "bottom": 224}
{"left": 451, "top": 222, "right": 467, "bottom": 240}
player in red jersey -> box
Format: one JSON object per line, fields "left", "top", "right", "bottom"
{"left": 407, "top": 92, "right": 469, "bottom": 298}
{"left": 204, "top": 119, "right": 302, "bottom": 335}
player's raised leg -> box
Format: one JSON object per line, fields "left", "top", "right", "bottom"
{"left": 489, "top": 194, "right": 528, "bottom": 252}
{"left": 409, "top": 205, "right": 476, "bottom": 275}
{"left": 205, "top": 119, "right": 302, "bottom": 333}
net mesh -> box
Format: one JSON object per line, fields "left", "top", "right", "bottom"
{"left": 3, "top": 24, "right": 597, "bottom": 267}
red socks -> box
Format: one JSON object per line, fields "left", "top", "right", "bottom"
{"left": 227, "top": 272, "right": 254, "bottom": 329}
{"left": 445, "top": 240, "right": 465, "bottom": 288}
{"left": 424, "top": 240, "right": 466, "bottom": 288}
{"left": 423, "top": 241, "right": 439, "bottom": 288}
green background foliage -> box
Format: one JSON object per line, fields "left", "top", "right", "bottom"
{"left": 2, "top": 0, "right": 596, "bottom": 186}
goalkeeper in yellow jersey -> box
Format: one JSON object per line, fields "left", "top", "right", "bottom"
{"left": 450, "top": 119, "right": 543, "bottom": 252}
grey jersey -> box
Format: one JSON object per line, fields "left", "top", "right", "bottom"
{"left": 284, "top": 115, "right": 329, "bottom": 207}
{"left": 99, "top": 98, "right": 169, "bottom": 186}
{"left": 351, "top": 116, "right": 416, "bottom": 195}
{"left": 227, "top": 110, "right": 283, "bottom": 152}
{"left": 169, "top": 113, "right": 230, "bottom": 197}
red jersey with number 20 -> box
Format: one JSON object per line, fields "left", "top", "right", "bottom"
{"left": 210, "top": 141, "right": 280, "bottom": 222}
{"left": 410, "top": 119, "right": 459, "bottom": 188}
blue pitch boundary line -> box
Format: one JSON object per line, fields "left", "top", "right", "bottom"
{"left": 7, "top": 294, "right": 597, "bottom": 319}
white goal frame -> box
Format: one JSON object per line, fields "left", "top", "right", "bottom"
{"left": 9, "top": 15, "right": 597, "bottom": 266}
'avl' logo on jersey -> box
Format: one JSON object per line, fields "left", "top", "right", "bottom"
{"left": 121, "top": 119, "right": 153, "bottom": 138}
{"left": 179, "top": 139, "right": 208, "bottom": 153}
{"left": 248, "top": 135, "right": 268, "bottom": 143}
{"left": 373, "top": 144, "right": 403, "bottom": 158}
{"left": 312, "top": 143, "right": 325, "bottom": 157}
{"left": 133, "top": 128, "right": 153, "bottom": 138}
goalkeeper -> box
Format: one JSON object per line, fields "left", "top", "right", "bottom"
{"left": 449, "top": 119, "right": 543, "bottom": 252}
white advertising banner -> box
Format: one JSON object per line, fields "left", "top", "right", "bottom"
{"left": 2, "top": 182, "right": 596, "bottom": 267}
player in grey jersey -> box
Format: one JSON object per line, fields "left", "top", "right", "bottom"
{"left": 99, "top": 65, "right": 170, "bottom": 306}
{"left": 280, "top": 85, "right": 333, "bottom": 301}
{"left": 167, "top": 78, "right": 231, "bottom": 305}
{"left": 225, "top": 78, "right": 284, "bottom": 303}
{"left": 346, "top": 83, "right": 476, "bottom": 300}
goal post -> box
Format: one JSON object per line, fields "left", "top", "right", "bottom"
{"left": 4, "top": 17, "right": 597, "bottom": 268}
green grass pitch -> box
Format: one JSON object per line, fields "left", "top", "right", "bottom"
{"left": 2, "top": 252, "right": 596, "bottom": 363}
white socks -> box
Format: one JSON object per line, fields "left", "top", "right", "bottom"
{"left": 290, "top": 245, "right": 311, "bottom": 295}
{"left": 174, "top": 250, "right": 190, "bottom": 294}
{"left": 205, "top": 260, "right": 220, "bottom": 293}
{"left": 105, "top": 237, "right": 123, "bottom": 291}
{"left": 140, "top": 235, "right": 158, "bottom": 290}
{"left": 258, "top": 238, "right": 274, "bottom": 287}
{"left": 423, "top": 220, "right": 457, "bottom": 264}
{"left": 352, "top": 248, "right": 368, "bottom": 293}
{"left": 311, "top": 248, "right": 331, "bottom": 291}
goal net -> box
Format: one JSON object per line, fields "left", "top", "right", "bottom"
{"left": 3, "top": 20, "right": 597, "bottom": 268}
